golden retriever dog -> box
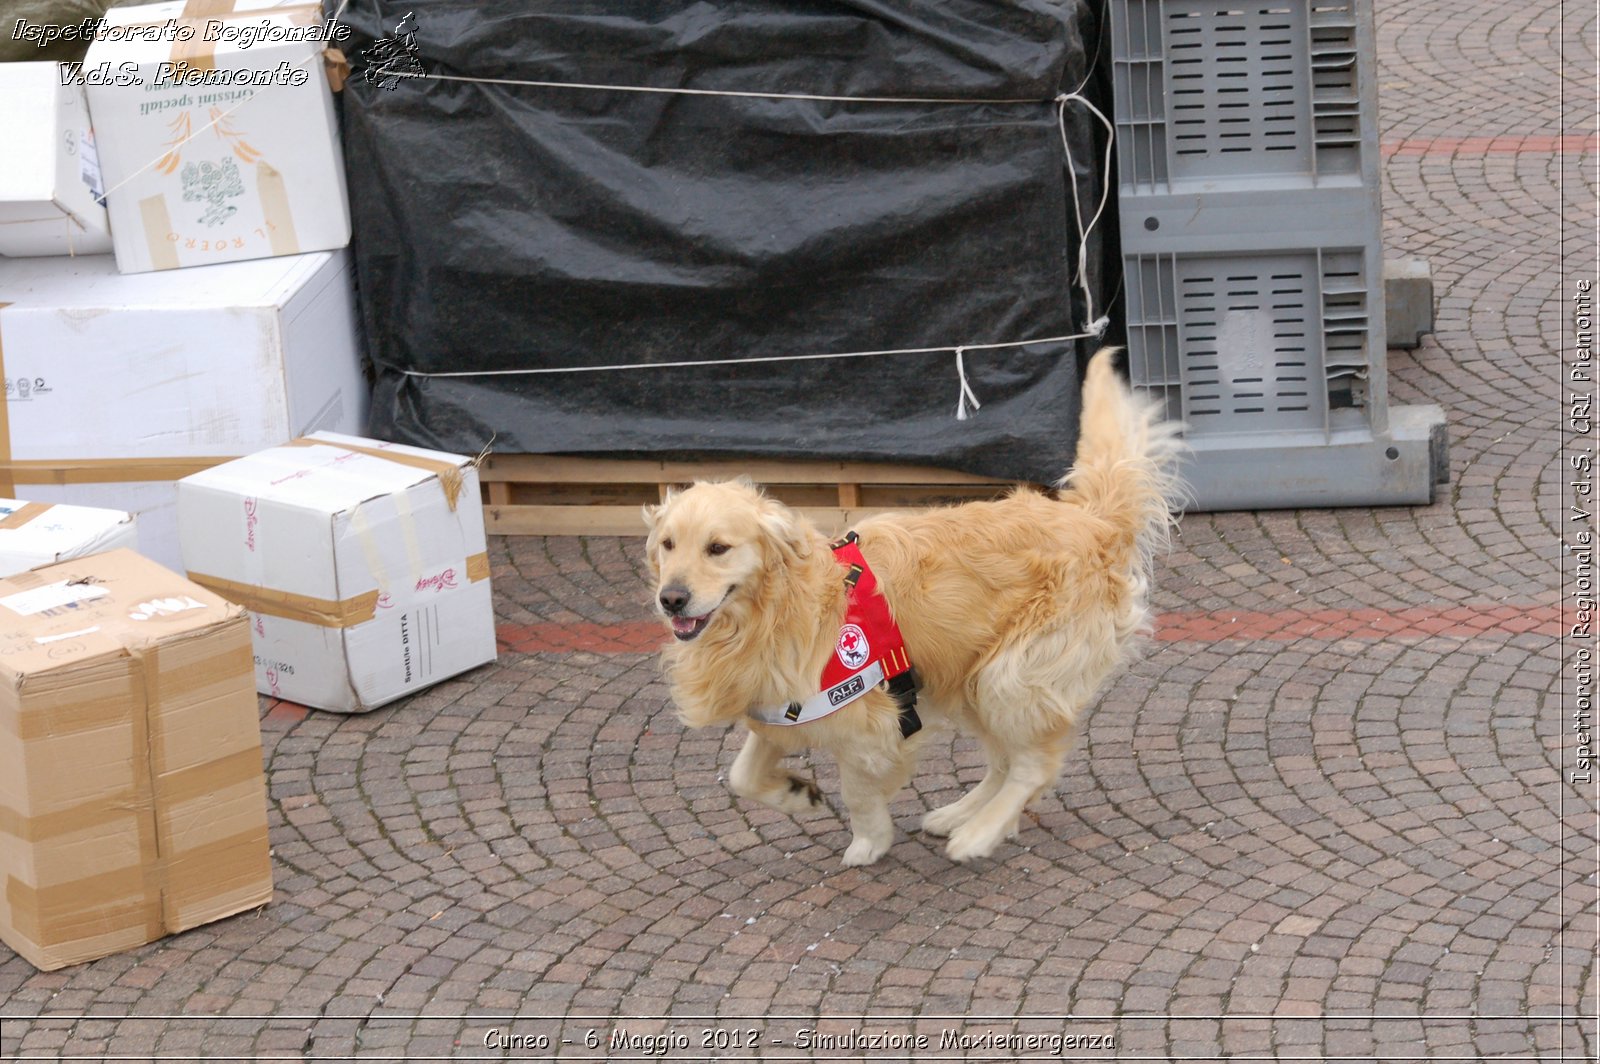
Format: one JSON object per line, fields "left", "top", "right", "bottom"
{"left": 643, "top": 349, "right": 1182, "bottom": 866}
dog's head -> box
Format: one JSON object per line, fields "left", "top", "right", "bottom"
{"left": 642, "top": 478, "right": 812, "bottom": 642}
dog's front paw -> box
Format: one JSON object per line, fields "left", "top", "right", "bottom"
{"left": 841, "top": 834, "right": 890, "bottom": 867}
{"left": 945, "top": 823, "right": 1003, "bottom": 864}
{"left": 921, "top": 802, "right": 968, "bottom": 837}
{"left": 773, "top": 774, "right": 825, "bottom": 815}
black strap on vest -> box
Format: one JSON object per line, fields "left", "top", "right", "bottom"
{"left": 887, "top": 668, "right": 923, "bottom": 739}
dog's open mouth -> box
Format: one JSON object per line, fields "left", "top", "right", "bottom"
{"left": 670, "top": 612, "right": 713, "bottom": 641}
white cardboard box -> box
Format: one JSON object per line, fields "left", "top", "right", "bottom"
{"left": 0, "top": 250, "right": 368, "bottom": 570}
{"left": 177, "top": 432, "right": 497, "bottom": 713}
{"left": 82, "top": 0, "right": 350, "bottom": 273}
{"left": 0, "top": 63, "right": 114, "bottom": 257}
{"left": 0, "top": 498, "right": 137, "bottom": 576}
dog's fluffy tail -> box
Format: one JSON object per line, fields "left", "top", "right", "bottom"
{"left": 1059, "top": 348, "right": 1186, "bottom": 569}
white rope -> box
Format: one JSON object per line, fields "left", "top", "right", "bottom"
{"left": 420, "top": 71, "right": 1039, "bottom": 107}
{"left": 399, "top": 331, "right": 1094, "bottom": 379}
{"left": 1056, "top": 89, "right": 1116, "bottom": 339}
{"left": 953, "top": 347, "right": 982, "bottom": 421}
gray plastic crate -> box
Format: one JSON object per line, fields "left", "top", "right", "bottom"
{"left": 1109, "top": 0, "right": 1447, "bottom": 509}
{"left": 1114, "top": 0, "right": 1366, "bottom": 188}
{"left": 1126, "top": 246, "right": 1373, "bottom": 438}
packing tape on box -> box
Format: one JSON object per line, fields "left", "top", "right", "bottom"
{"left": 160, "top": 747, "right": 265, "bottom": 810}
{"left": 0, "top": 457, "right": 233, "bottom": 485}
{"left": 15, "top": 675, "right": 145, "bottom": 741}
{"left": 0, "top": 503, "right": 52, "bottom": 531}
{"left": 187, "top": 552, "right": 489, "bottom": 629}
{"left": 5, "top": 867, "right": 161, "bottom": 949}
{"left": 139, "top": 197, "right": 181, "bottom": 271}
{"left": 131, "top": 642, "right": 169, "bottom": 934}
{"left": 0, "top": 747, "right": 259, "bottom": 843}
{"left": 392, "top": 488, "right": 426, "bottom": 585}
{"left": 257, "top": 163, "right": 301, "bottom": 256}
{"left": 152, "top": 824, "right": 271, "bottom": 929}
{"left": 5, "top": 826, "right": 265, "bottom": 947}
{"left": 284, "top": 438, "right": 466, "bottom": 511}
{"left": 185, "top": 571, "right": 382, "bottom": 628}
{"left": 323, "top": 47, "right": 350, "bottom": 92}
{"left": 0, "top": 790, "right": 146, "bottom": 844}
{"left": 346, "top": 503, "right": 392, "bottom": 600}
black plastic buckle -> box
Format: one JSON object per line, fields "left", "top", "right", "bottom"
{"left": 884, "top": 668, "right": 922, "bottom": 739}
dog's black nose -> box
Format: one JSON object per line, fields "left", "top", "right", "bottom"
{"left": 659, "top": 586, "right": 691, "bottom": 615}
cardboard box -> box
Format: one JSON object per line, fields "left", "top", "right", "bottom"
{"left": 178, "top": 433, "right": 497, "bottom": 713}
{"left": 82, "top": 0, "right": 350, "bottom": 273}
{"left": 0, "top": 498, "right": 137, "bottom": 577}
{"left": 0, "top": 249, "right": 368, "bottom": 571}
{"left": 0, "top": 63, "right": 114, "bottom": 258}
{"left": 0, "top": 548, "right": 272, "bottom": 971}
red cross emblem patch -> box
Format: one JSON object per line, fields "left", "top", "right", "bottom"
{"left": 836, "top": 623, "right": 870, "bottom": 669}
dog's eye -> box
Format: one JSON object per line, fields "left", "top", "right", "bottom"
{"left": 707, "top": 542, "right": 731, "bottom": 557}
{"left": 661, "top": 538, "right": 675, "bottom": 552}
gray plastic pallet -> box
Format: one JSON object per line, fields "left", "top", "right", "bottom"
{"left": 1109, "top": 0, "right": 1447, "bottom": 509}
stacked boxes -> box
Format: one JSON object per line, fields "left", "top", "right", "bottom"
{"left": 0, "top": 0, "right": 362, "bottom": 973}
{"left": 178, "top": 433, "right": 498, "bottom": 713}
{"left": 0, "top": 549, "right": 273, "bottom": 971}
{"left": 0, "top": 249, "right": 367, "bottom": 570}
{"left": 1110, "top": 0, "right": 1446, "bottom": 508}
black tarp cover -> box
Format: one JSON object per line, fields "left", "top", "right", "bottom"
{"left": 339, "top": 1, "right": 1108, "bottom": 482}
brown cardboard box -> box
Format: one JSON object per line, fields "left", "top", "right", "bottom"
{"left": 0, "top": 548, "right": 272, "bottom": 970}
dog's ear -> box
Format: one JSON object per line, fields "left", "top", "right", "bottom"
{"left": 641, "top": 508, "right": 662, "bottom": 578}
{"left": 642, "top": 489, "right": 676, "bottom": 577}
{"left": 642, "top": 487, "right": 680, "bottom": 534}
{"left": 756, "top": 496, "right": 812, "bottom": 562}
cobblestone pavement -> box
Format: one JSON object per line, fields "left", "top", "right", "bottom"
{"left": 2, "top": 0, "right": 1596, "bottom": 1060}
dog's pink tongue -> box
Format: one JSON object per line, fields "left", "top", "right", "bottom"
{"left": 671, "top": 616, "right": 699, "bottom": 636}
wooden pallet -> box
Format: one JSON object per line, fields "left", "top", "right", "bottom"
{"left": 480, "top": 455, "right": 1028, "bottom": 536}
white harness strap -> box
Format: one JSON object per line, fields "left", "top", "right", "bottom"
{"left": 748, "top": 661, "right": 885, "bottom": 727}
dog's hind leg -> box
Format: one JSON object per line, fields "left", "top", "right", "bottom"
{"left": 921, "top": 745, "right": 1009, "bottom": 837}
{"left": 729, "top": 729, "right": 824, "bottom": 815}
{"left": 944, "top": 740, "right": 1067, "bottom": 863}
{"left": 837, "top": 742, "right": 916, "bottom": 867}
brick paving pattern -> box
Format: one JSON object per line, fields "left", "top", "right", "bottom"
{"left": 1, "top": 0, "right": 1595, "bottom": 1059}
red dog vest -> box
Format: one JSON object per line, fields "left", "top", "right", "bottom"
{"left": 748, "top": 532, "right": 922, "bottom": 737}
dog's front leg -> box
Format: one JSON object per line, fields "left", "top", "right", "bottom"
{"left": 836, "top": 744, "right": 914, "bottom": 867}
{"left": 728, "top": 728, "right": 825, "bottom": 815}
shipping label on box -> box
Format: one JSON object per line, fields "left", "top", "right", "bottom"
{"left": 178, "top": 433, "right": 497, "bottom": 713}
{"left": 0, "top": 498, "right": 136, "bottom": 577}
{"left": 0, "top": 548, "right": 272, "bottom": 971}
{"left": 82, "top": 0, "right": 350, "bottom": 273}
{"left": 0, "top": 63, "right": 114, "bottom": 258}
